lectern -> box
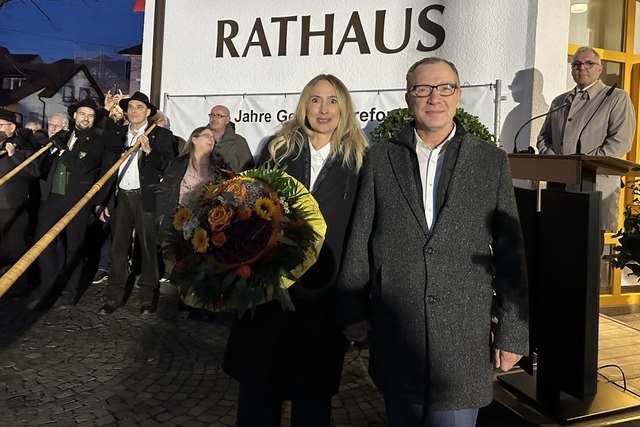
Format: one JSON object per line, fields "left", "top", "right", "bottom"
{"left": 498, "top": 154, "right": 640, "bottom": 422}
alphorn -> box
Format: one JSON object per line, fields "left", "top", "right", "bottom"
{"left": 0, "top": 123, "right": 157, "bottom": 297}
{"left": 0, "top": 142, "right": 53, "bottom": 187}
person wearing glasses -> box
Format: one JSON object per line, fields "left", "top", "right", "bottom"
{"left": 207, "top": 105, "right": 254, "bottom": 172}
{"left": 337, "top": 57, "right": 529, "bottom": 426}
{"left": 157, "top": 126, "right": 228, "bottom": 319}
{"left": 537, "top": 45, "right": 635, "bottom": 232}
{"left": 158, "top": 126, "right": 227, "bottom": 236}
{"left": 47, "top": 113, "right": 69, "bottom": 139}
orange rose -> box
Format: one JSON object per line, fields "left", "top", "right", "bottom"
{"left": 211, "top": 231, "right": 227, "bottom": 248}
{"left": 225, "top": 180, "right": 250, "bottom": 201}
{"left": 236, "top": 264, "right": 251, "bottom": 279}
{"left": 208, "top": 205, "right": 234, "bottom": 232}
{"left": 237, "top": 204, "right": 252, "bottom": 221}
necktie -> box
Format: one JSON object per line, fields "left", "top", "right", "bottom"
{"left": 578, "top": 90, "right": 588, "bottom": 100}
{"left": 117, "top": 130, "right": 142, "bottom": 185}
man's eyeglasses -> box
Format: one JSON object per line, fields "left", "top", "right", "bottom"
{"left": 208, "top": 113, "right": 228, "bottom": 119}
{"left": 571, "top": 61, "right": 600, "bottom": 70}
{"left": 408, "top": 83, "right": 458, "bottom": 98}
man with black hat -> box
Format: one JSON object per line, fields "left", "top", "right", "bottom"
{"left": 0, "top": 109, "right": 39, "bottom": 295}
{"left": 97, "top": 91, "right": 175, "bottom": 315}
{"left": 26, "top": 98, "right": 106, "bottom": 309}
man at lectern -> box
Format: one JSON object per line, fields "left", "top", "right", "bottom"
{"left": 536, "top": 46, "right": 635, "bottom": 232}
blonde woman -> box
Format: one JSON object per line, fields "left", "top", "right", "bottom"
{"left": 223, "top": 74, "right": 368, "bottom": 427}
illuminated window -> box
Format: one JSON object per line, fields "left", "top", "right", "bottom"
{"left": 569, "top": 0, "right": 626, "bottom": 51}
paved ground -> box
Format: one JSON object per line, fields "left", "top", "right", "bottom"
{"left": 2, "top": 282, "right": 640, "bottom": 426}
{"left": 0, "top": 283, "right": 386, "bottom": 427}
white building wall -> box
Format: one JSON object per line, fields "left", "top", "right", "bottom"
{"left": 142, "top": 0, "right": 570, "bottom": 151}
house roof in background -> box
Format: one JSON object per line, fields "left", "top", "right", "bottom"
{"left": 0, "top": 47, "right": 104, "bottom": 106}
{"left": 12, "top": 54, "right": 43, "bottom": 64}
{"left": 118, "top": 43, "right": 142, "bottom": 56}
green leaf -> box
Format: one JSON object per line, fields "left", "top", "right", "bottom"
{"left": 369, "top": 107, "right": 496, "bottom": 144}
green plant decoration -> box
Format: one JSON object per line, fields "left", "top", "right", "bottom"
{"left": 369, "top": 107, "right": 496, "bottom": 144}
{"left": 611, "top": 180, "right": 640, "bottom": 280}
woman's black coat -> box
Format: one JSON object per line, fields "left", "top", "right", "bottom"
{"left": 222, "top": 137, "right": 360, "bottom": 399}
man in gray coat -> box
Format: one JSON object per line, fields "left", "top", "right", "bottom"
{"left": 337, "top": 57, "right": 529, "bottom": 426}
{"left": 537, "top": 46, "right": 636, "bottom": 231}
{"left": 207, "top": 104, "right": 254, "bottom": 172}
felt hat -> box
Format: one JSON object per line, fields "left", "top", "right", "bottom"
{"left": 119, "top": 91, "right": 157, "bottom": 117}
{"left": 68, "top": 98, "right": 103, "bottom": 121}
{"left": 0, "top": 109, "right": 18, "bottom": 125}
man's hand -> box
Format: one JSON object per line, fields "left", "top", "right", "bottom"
{"left": 344, "top": 319, "right": 370, "bottom": 344}
{"left": 50, "top": 129, "right": 70, "bottom": 151}
{"left": 104, "top": 89, "right": 124, "bottom": 112}
{"left": 5, "top": 142, "right": 16, "bottom": 156}
{"left": 494, "top": 349, "right": 522, "bottom": 372}
{"left": 139, "top": 134, "right": 151, "bottom": 154}
{"left": 95, "top": 205, "right": 110, "bottom": 222}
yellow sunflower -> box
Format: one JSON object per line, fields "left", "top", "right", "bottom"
{"left": 173, "top": 207, "right": 192, "bottom": 231}
{"left": 192, "top": 228, "right": 209, "bottom": 253}
{"left": 254, "top": 197, "right": 276, "bottom": 220}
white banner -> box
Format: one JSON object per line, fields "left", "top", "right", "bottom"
{"left": 164, "top": 84, "right": 496, "bottom": 158}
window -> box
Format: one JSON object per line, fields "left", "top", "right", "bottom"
{"left": 78, "top": 87, "right": 91, "bottom": 100}
{"left": 569, "top": 0, "right": 626, "bottom": 51}
{"left": 63, "top": 85, "right": 75, "bottom": 102}
{"left": 2, "top": 77, "right": 26, "bottom": 90}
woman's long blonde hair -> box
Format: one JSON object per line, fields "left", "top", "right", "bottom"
{"left": 267, "top": 74, "right": 368, "bottom": 171}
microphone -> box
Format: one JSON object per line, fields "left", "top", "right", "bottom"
{"left": 575, "top": 83, "right": 617, "bottom": 155}
{"left": 513, "top": 100, "right": 571, "bottom": 153}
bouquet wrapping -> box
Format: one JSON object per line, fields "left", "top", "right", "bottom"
{"left": 165, "top": 165, "right": 326, "bottom": 317}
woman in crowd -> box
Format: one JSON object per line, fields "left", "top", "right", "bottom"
{"left": 222, "top": 74, "right": 368, "bottom": 427}
{"left": 158, "top": 126, "right": 228, "bottom": 316}
{"left": 159, "top": 126, "right": 228, "bottom": 215}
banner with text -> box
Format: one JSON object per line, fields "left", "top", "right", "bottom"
{"left": 164, "top": 84, "right": 496, "bottom": 158}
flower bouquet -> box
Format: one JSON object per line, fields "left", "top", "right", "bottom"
{"left": 164, "top": 165, "right": 326, "bottom": 317}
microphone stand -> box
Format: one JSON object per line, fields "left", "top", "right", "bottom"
{"left": 513, "top": 101, "right": 571, "bottom": 154}
{"left": 575, "top": 83, "right": 617, "bottom": 154}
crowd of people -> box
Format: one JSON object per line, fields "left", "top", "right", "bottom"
{"left": 2, "top": 48, "right": 628, "bottom": 425}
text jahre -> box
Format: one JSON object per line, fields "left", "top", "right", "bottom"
{"left": 234, "top": 109, "right": 294, "bottom": 123}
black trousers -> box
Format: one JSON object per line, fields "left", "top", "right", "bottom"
{"left": 0, "top": 204, "right": 29, "bottom": 289}
{"left": 105, "top": 190, "right": 159, "bottom": 305}
{"left": 236, "top": 384, "right": 331, "bottom": 427}
{"left": 35, "top": 194, "right": 92, "bottom": 298}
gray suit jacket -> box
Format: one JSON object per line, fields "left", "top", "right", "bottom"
{"left": 537, "top": 80, "right": 636, "bottom": 230}
{"left": 337, "top": 123, "right": 528, "bottom": 410}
